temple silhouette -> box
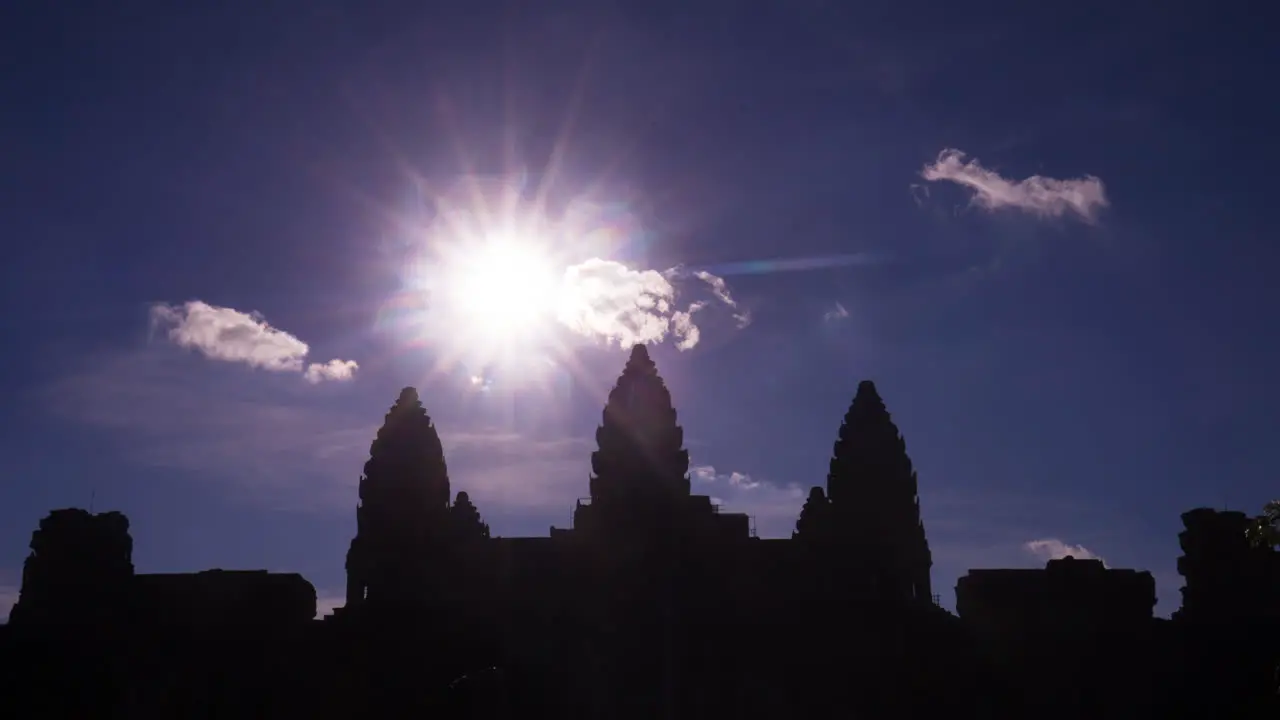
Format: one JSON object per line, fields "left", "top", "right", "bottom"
{"left": 3, "top": 345, "right": 1279, "bottom": 718}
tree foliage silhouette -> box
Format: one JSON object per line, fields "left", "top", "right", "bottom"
{"left": 1247, "top": 500, "right": 1280, "bottom": 548}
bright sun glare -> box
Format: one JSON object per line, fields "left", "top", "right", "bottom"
{"left": 445, "top": 236, "right": 564, "bottom": 340}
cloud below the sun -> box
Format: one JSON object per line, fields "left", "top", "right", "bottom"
{"left": 150, "top": 301, "right": 358, "bottom": 383}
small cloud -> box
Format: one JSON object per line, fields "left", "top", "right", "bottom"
{"left": 670, "top": 302, "right": 705, "bottom": 351}
{"left": 921, "top": 149, "right": 1109, "bottom": 223}
{"left": 909, "top": 182, "right": 931, "bottom": 208}
{"left": 151, "top": 301, "right": 358, "bottom": 384}
{"left": 689, "top": 464, "right": 805, "bottom": 537}
{"left": 691, "top": 465, "right": 718, "bottom": 484}
{"left": 150, "top": 301, "right": 308, "bottom": 371}
{"left": 304, "top": 359, "right": 359, "bottom": 384}
{"left": 727, "top": 471, "right": 759, "bottom": 490}
{"left": 1024, "top": 538, "right": 1108, "bottom": 567}
{"left": 823, "top": 302, "right": 850, "bottom": 322}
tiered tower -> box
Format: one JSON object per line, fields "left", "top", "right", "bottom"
{"left": 448, "top": 491, "right": 490, "bottom": 542}
{"left": 577, "top": 344, "right": 692, "bottom": 537}
{"left": 824, "top": 381, "right": 933, "bottom": 602}
{"left": 1175, "top": 508, "right": 1280, "bottom": 622}
{"left": 9, "top": 508, "right": 135, "bottom": 625}
{"left": 344, "top": 387, "right": 452, "bottom": 611}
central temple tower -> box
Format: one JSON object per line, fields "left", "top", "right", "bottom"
{"left": 575, "top": 344, "right": 693, "bottom": 538}
{"left": 344, "top": 387, "right": 452, "bottom": 611}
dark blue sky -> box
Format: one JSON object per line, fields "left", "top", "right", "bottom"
{"left": 2, "top": 2, "right": 1276, "bottom": 617}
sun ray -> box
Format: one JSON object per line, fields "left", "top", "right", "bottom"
{"left": 532, "top": 29, "right": 605, "bottom": 222}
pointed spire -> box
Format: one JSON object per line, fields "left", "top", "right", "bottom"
{"left": 827, "top": 381, "right": 912, "bottom": 505}
{"left": 589, "top": 344, "right": 690, "bottom": 507}
{"left": 793, "top": 487, "right": 834, "bottom": 542}
{"left": 627, "top": 343, "right": 656, "bottom": 374}
{"left": 346, "top": 387, "right": 453, "bottom": 609}
{"left": 362, "top": 386, "right": 451, "bottom": 511}
{"left": 826, "top": 380, "right": 933, "bottom": 601}
{"left": 450, "top": 491, "right": 490, "bottom": 541}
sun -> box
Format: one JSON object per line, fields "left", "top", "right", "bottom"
{"left": 443, "top": 235, "right": 564, "bottom": 341}
{"left": 389, "top": 185, "right": 591, "bottom": 383}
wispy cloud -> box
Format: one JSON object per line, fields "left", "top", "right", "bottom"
{"left": 921, "top": 149, "right": 1109, "bottom": 223}
{"left": 151, "top": 301, "right": 358, "bottom": 383}
{"left": 689, "top": 464, "right": 806, "bottom": 538}
{"left": 691, "top": 270, "right": 751, "bottom": 329}
{"left": 670, "top": 302, "right": 706, "bottom": 351}
{"left": 823, "top": 302, "right": 849, "bottom": 323}
{"left": 1024, "top": 538, "right": 1108, "bottom": 567}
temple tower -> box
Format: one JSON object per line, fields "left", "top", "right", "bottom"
{"left": 825, "top": 381, "right": 933, "bottom": 602}
{"left": 344, "top": 387, "right": 452, "bottom": 611}
{"left": 8, "top": 508, "right": 135, "bottom": 625}
{"left": 1174, "top": 508, "right": 1280, "bottom": 622}
{"left": 577, "top": 344, "right": 692, "bottom": 537}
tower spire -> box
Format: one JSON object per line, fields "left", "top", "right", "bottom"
{"left": 826, "top": 380, "right": 933, "bottom": 601}
{"left": 579, "top": 345, "right": 691, "bottom": 534}
{"left": 344, "top": 387, "right": 452, "bottom": 611}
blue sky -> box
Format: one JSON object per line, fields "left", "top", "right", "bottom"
{"left": 2, "top": 3, "right": 1276, "bottom": 619}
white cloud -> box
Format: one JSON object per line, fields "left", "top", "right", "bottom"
{"left": 304, "top": 359, "right": 359, "bottom": 384}
{"left": 689, "top": 464, "right": 806, "bottom": 538}
{"left": 670, "top": 302, "right": 706, "bottom": 351}
{"left": 921, "top": 148, "right": 1109, "bottom": 223}
{"left": 151, "top": 301, "right": 358, "bottom": 384}
{"left": 556, "top": 261, "right": 747, "bottom": 351}
{"left": 693, "top": 271, "right": 751, "bottom": 328}
{"left": 151, "top": 301, "right": 308, "bottom": 371}
{"left": 558, "top": 259, "right": 678, "bottom": 347}
{"left": 824, "top": 302, "right": 849, "bottom": 322}
{"left": 1024, "top": 538, "right": 1108, "bottom": 567}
